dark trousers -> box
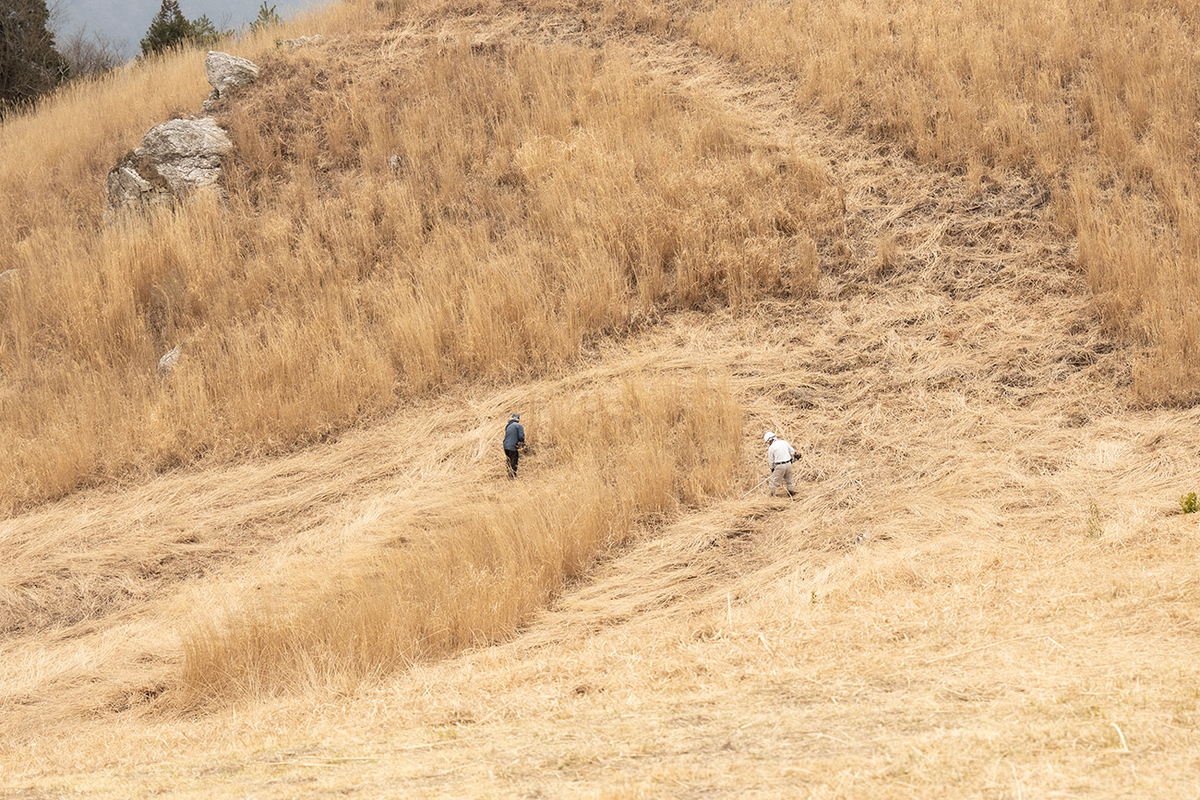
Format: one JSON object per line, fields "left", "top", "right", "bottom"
{"left": 505, "top": 448, "right": 519, "bottom": 478}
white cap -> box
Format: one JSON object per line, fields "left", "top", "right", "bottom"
{"left": 764, "top": 431, "right": 776, "bottom": 442}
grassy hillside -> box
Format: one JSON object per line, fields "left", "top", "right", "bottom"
{"left": 6, "top": 0, "right": 1200, "bottom": 511}
{"left": 3, "top": 0, "right": 1200, "bottom": 796}
{"left": 0, "top": 6, "right": 836, "bottom": 513}
{"left": 613, "top": 0, "right": 1200, "bottom": 403}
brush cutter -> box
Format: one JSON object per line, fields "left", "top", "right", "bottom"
{"left": 739, "top": 477, "right": 771, "bottom": 499}
{"left": 740, "top": 476, "right": 800, "bottom": 501}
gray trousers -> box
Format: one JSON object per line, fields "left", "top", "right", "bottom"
{"left": 768, "top": 462, "right": 795, "bottom": 494}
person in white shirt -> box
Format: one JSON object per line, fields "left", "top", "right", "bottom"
{"left": 764, "top": 431, "right": 797, "bottom": 497}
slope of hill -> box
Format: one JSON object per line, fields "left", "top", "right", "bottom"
{"left": 3, "top": 1, "right": 1200, "bottom": 797}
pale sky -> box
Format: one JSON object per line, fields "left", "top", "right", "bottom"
{"left": 53, "top": 0, "right": 332, "bottom": 58}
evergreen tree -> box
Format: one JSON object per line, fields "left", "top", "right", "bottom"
{"left": 139, "top": 0, "right": 226, "bottom": 57}
{"left": 188, "top": 15, "right": 221, "bottom": 49}
{"left": 249, "top": 3, "right": 282, "bottom": 34}
{"left": 0, "top": 0, "right": 69, "bottom": 114}
{"left": 140, "top": 0, "right": 193, "bottom": 56}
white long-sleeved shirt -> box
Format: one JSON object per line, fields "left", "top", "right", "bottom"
{"left": 767, "top": 439, "right": 796, "bottom": 469}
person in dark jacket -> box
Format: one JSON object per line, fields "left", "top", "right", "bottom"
{"left": 503, "top": 413, "right": 525, "bottom": 478}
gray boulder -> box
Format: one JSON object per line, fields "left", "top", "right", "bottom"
{"left": 106, "top": 118, "right": 232, "bottom": 215}
{"left": 205, "top": 51, "right": 259, "bottom": 99}
{"left": 0, "top": 269, "right": 18, "bottom": 285}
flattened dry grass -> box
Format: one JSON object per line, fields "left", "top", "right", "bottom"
{"left": 179, "top": 376, "right": 740, "bottom": 703}
{"left": 0, "top": 359, "right": 740, "bottom": 740}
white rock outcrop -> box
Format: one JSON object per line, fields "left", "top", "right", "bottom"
{"left": 205, "top": 51, "right": 259, "bottom": 99}
{"left": 105, "top": 118, "right": 233, "bottom": 215}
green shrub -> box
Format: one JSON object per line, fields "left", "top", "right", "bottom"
{"left": 1180, "top": 492, "right": 1199, "bottom": 514}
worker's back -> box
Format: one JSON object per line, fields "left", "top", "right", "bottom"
{"left": 767, "top": 438, "right": 793, "bottom": 464}
{"left": 504, "top": 418, "right": 524, "bottom": 450}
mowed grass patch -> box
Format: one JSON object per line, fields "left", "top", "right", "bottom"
{"left": 179, "top": 375, "right": 740, "bottom": 703}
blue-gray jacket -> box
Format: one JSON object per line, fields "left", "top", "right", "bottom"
{"left": 503, "top": 419, "right": 525, "bottom": 451}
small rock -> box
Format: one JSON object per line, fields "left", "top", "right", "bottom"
{"left": 388, "top": 154, "right": 403, "bottom": 173}
{"left": 0, "top": 269, "right": 19, "bottom": 285}
{"left": 282, "top": 35, "right": 323, "bottom": 49}
{"left": 158, "top": 345, "right": 182, "bottom": 375}
{"left": 205, "top": 51, "right": 259, "bottom": 100}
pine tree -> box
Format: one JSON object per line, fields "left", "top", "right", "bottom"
{"left": 0, "top": 0, "right": 69, "bottom": 114}
{"left": 249, "top": 3, "right": 282, "bottom": 34}
{"left": 188, "top": 15, "right": 221, "bottom": 49}
{"left": 139, "top": 0, "right": 194, "bottom": 56}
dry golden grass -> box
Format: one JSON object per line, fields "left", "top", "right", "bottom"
{"left": 4, "top": 1, "right": 1200, "bottom": 797}
{"left": 11, "top": 0, "right": 1199, "bottom": 514}
{"left": 0, "top": 358, "right": 739, "bottom": 737}
{"left": 6, "top": 282, "right": 1199, "bottom": 795}
{"left": 0, "top": 8, "right": 835, "bottom": 514}
{"left": 0, "top": 3, "right": 379, "bottom": 510}
{"left": 179, "top": 376, "right": 739, "bottom": 703}
{"left": 602, "top": 0, "right": 1200, "bottom": 404}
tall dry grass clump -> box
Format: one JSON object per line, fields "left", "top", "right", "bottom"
{"left": 600, "top": 0, "right": 1200, "bottom": 403}
{"left": 0, "top": 26, "right": 836, "bottom": 513}
{"left": 179, "top": 375, "right": 740, "bottom": 703}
